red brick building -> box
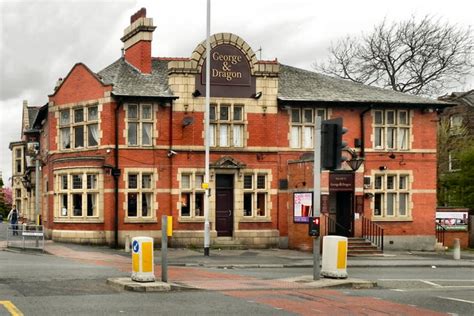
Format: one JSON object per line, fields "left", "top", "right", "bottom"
{"left": 11, "top": 8, "right": 449, "bottom": 250}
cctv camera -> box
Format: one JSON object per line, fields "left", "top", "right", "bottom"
{"left": 167, "top": 150, "right": 177, "bottom": 157}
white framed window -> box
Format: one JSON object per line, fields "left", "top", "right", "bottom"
{"left": 14, "top": 147, "right": 23, "bottom": 174}
{"left": 180, "top": 172, "right": 205, "bottom": 218}
{"left": 373, "top": 109, "right": 410, "bottom": 150}
{"left": 290, "top": 108, "right": 326, "bottom": 149}
{"left": 448, "top": 152, "right": 461, "bottom": 171}
{"left": 243, "top": 173, "right": 269, "bottom": 217}
{"left": 59, "top": 105, "right": 99, "bottom": 150}
{"left": 210, "top": 103, "right": 245, "bottom": 148}
{"left": 373, "top": 173, "right": 410, "bottom": 218}
{"left": 125, "top": 172, "right": 154, "bottom": 218}
{"left": 57, "top": 171, "right": 100, "bottom": 219}
{"left": 126, "top": 103, "right": 154, "bottom": 146}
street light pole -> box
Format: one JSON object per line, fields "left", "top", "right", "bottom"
{"left": 313, "top": 116, "right": 321, "bottom": 280}
{"left": 203, "top": 0, "right": 211, "bottom": 256}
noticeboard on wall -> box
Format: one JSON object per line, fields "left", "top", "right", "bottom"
{"left": 436, "top": 211, "right": 469, "bottom": 231}
{"left": 294, "top": 192, "right": 313, "bottom": 223}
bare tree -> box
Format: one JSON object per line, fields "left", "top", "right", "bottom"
{"left": 316, "top": 16, "right": 473, "bottom": 96}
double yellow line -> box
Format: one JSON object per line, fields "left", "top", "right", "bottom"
{"left": 0, "top": 301, "right": 23, "bottom": 316}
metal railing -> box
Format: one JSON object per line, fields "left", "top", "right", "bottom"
{"left": 361, "top": 215, "right": 384, "bottom": 252}
{"left": 322, "top": 213, "right": 351, "bottom": 237}
{"left": 6, "top": 224, "right": 44, "bottom": 251}
{"left": 435, "top": 222, "right": 446, "bottom": 246}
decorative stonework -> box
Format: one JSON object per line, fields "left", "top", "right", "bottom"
{"left": 168, "top": 33, "right": 279, "bottom": 77}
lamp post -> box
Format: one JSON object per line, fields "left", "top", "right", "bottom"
{"left": 203, "top": 0, "right": 211, "bottom": 256}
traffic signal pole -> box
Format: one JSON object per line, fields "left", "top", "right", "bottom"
{"left": 313, "top": 116, "right": 322, "bottom": 280}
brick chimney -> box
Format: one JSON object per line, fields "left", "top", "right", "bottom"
{"left": 121, "top": 8, "right": 156, "bottom": 74}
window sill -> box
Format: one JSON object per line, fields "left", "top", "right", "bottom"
{"left": 54, "top": 218, "right": 103, "bottom": 223}
{"left": 240, "top": 218, "right": 272, "bottom": 223}
{"left": 179, "top": 217, "right": 206, "bottom": 223}
{"left": 124, "top": 217, "right": 158, "bottom": 224}
{"left": 372, "top": 217, "right": 412, "bottom": 222}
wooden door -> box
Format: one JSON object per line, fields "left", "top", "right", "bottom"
{"left": 215, "top": 174, "right": 234, "bottom": 237}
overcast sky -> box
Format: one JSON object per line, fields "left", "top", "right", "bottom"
{"left": 0, "top": 0, "right": 472, "bottom": 185}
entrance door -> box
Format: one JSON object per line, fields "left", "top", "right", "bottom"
{"left": 335, "top": 191, "right": 354, "bottom": 237}
{"left": 215, "top": 174, "right": 234, "bottom": 237}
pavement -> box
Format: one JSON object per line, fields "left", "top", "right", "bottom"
{"left": 34, "top": 241, "right": 474, "bottom": 268}
{"left": 2, "top": 240, "right": 473, "bottom": 292}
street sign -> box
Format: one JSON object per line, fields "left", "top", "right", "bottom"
{"left": 309, "top": 216, "right": 321, "bottom": 236}
{"left": 132, "top": 240, "right": 139, "bottom": 253}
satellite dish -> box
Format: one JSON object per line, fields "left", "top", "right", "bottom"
{"left": 182, "top": 116, "right": 194, "bottom": 127}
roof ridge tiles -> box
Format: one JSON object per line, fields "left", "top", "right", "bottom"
{"left": 154, "top": 57, "right": 190, "bottom": 61}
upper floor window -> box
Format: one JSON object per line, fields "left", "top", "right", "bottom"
{"left": 373, "top": 173, "right": 410, "bottom": 219}
{"left": 126, "top": 104, "right": 153, "bottom": 146}
{"left": 126, "top": 172, "right": 154, "bottom": 218}
{"left": 290, "top": 108, "right": 326, "bottom": 149}
{"left": 373, "top": 110, "right": 410, "bottom": 150}
{"left": 180, "top": 172, "right": 205, "bottom": 218}
{"left": 210, "top": 104, "right": 245, "bottom": 148}
{"left": 59, "top": 106, "right": 99, "bottom": 149}
{"left": 14, "top": 148, "right": 23, "bottom": 174}
{"left": 58, "top": 172, "right": 99, "bottom": 218}
{"left": 449, "top": 115, "right": 463, "bottom": 134}
{"left": 243, "top": 173, "right": 269, "bottom": 217}
{"left": 448, "top": 152, "right": 461, "bottom": 171}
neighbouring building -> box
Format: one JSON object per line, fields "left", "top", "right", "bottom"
{"left": 10, "top": 8, "right": 450, "bottom": 250}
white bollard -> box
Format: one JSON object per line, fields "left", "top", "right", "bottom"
{"left": 125, "top": 235, "right": 130, "bottom": 253}
{"left": 321, "top": 236, "right": 348, "bottom": 279}
{"left": 453, "top": 238, "right": 461, "bottom": 260}
{"left": 131, "top": 237, "right": 155, "bottom": 282}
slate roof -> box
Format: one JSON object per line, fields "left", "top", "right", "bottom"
{"left": 97, "top": 58, "right": 174, "bottom": 98}
{"left": 96, "top": 58, "right": 448, "bottom": 106}
{"left": 441, "top": 90, "right": 474, "bottom": 107}
{"left": 278, "top": 64, "right": 447, "bottom": 106}
{"left": 27, "top": 107, "right": 40, "bottom": 128}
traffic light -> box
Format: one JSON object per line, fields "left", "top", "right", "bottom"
{"left": 308, "top": 216, "right": 321, "bottom": 236}
{"left": 321, "top": 118, "right": 347, "bottom": 170}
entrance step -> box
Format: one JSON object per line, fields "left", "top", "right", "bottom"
{"left": 348, "top": 238, "right": 383, "bottom": 256}
{"left": 212, "top": 237, "right": 248, "bottom": 250}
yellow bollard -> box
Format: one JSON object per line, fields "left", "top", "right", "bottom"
{"left": 131, "top": 237, "right": 155, "bottom": 282}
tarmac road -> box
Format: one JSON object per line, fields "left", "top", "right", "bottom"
{"left": 1, "top": 223, "right": 473, "bottom": 315}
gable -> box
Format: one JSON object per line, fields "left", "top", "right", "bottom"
{"left": 50, "top": 63, "right": 111, "bottom": 105}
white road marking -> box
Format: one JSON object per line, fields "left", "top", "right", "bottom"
{"left": 379, "top": 279, "right": 474, "bottom": 282}
{"left": 437, "top": 296, "right": 474, "bottom": 305}
{"left": 420, "top": 280, "right": 442, "bottom": 288}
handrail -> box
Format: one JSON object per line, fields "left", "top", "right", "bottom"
{"left": 361, "top": 215, "right": 384, "bottom": 252}
{"left": 322, "top": 213, "right": 351, "bottom": 237}
{"left": 435, "top": 222, "right": 446, "bottom": 246}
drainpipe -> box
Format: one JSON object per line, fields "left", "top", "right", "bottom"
{"left": 168, "top": 100, "right": 173, "bottom": 217}
{"left": 113, "top": 99, "right": 123, "bottom": 249}
{"left": 359, "top": 106, "right": 373, "bottom": 158}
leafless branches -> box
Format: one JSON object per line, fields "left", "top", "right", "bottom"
{"left": 316, "top": 16, "right": 473, "bottom": 96}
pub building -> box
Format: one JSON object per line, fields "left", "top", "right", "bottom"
{"left": 10, "top": 8, "right": 449, "bottom": 251}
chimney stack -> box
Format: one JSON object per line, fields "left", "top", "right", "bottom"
{"left": 121, "top": 8, "right": 156, "bottom": 74}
